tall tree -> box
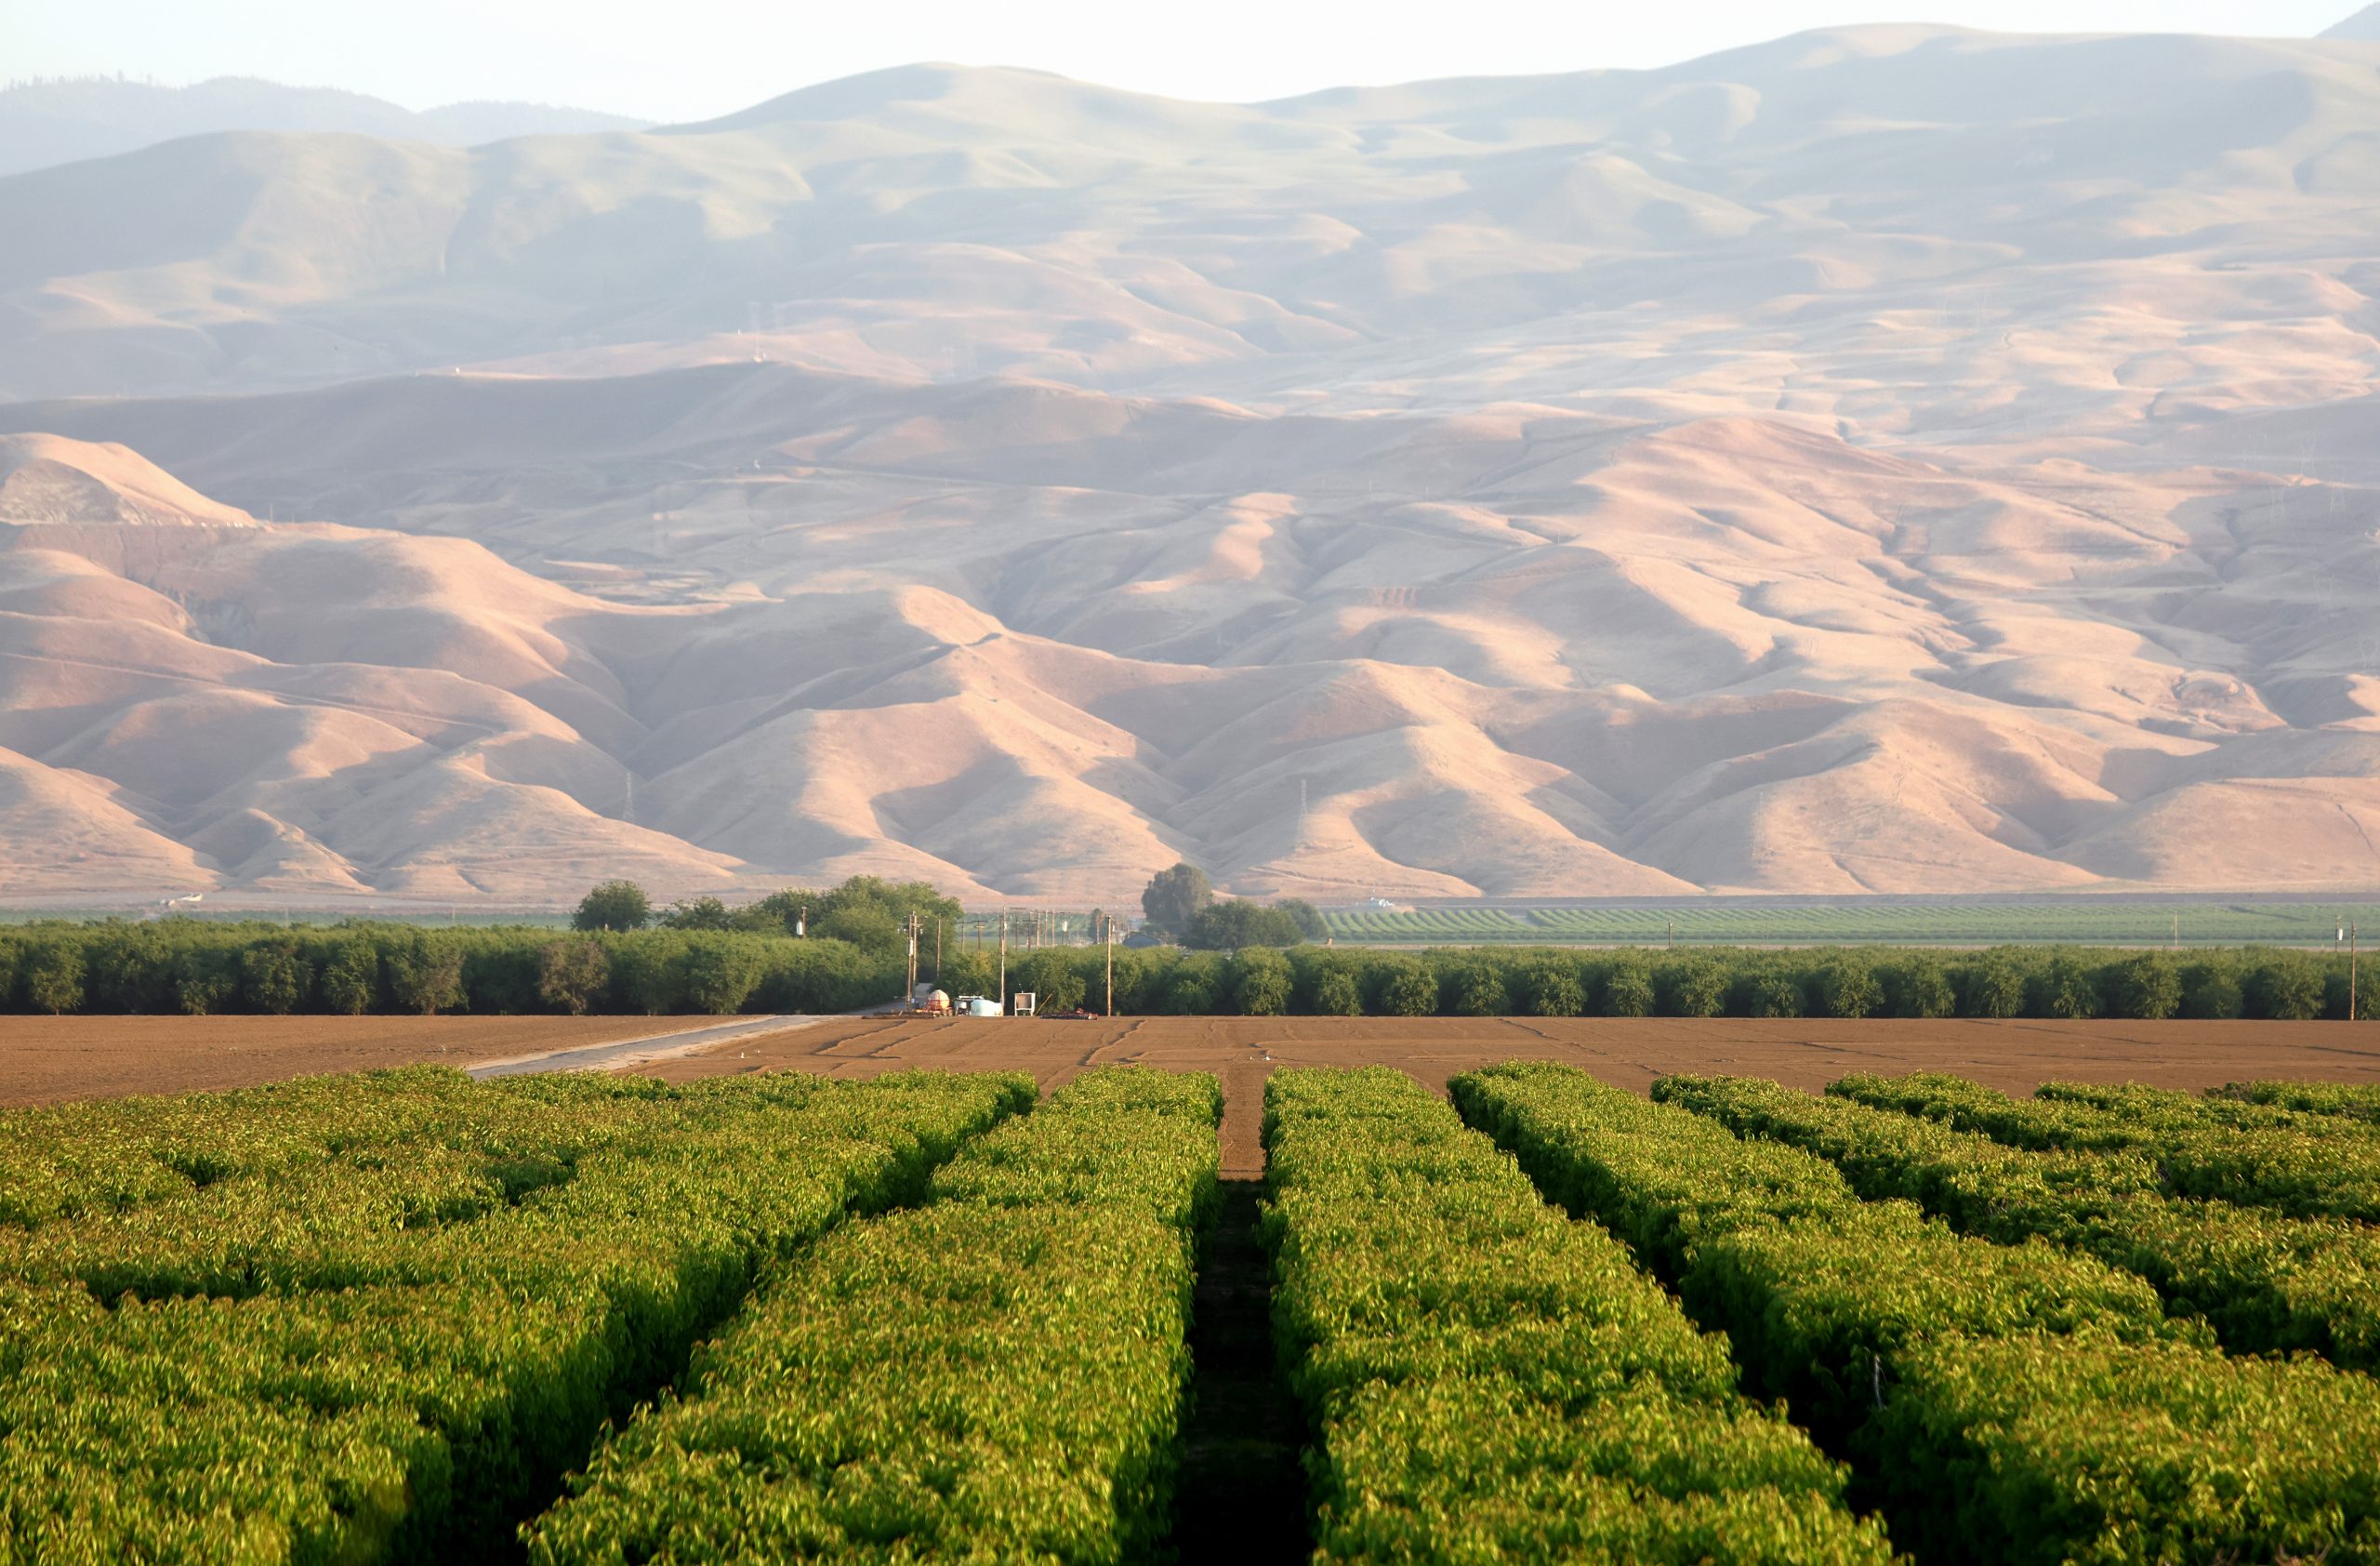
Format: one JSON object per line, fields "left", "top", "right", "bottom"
{"left": 1140, "top": 863, "right": 1211, "bottom": 936}
{"left": 1276, "top": 898, "right": 1328, "bottom": 941}
{"left": 574, "top": 881, "right": 651, "bottom": 933}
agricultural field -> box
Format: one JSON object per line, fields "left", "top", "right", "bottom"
{"left": 7, "top": 1050, "right": 2380, "bottom": 1561}
{"left": 1322, "top": 899, "right": 2380, "bottom": 947}
{"left": 0, "top": 1014, "right": 760, "bottom": 1107}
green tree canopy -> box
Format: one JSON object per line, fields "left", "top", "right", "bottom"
{"left": 574, "top": 881, "right": 652, "bottom": 934}
{"left": 1231, "top": 947, "right": 1293, "bottom": 1015}
{"left": 659, "top": 896, "right": 736, "bottom": 932}
{"left": 743, "top": 878, "right": 962, "bottom": 946}
{"left": 1141, "top": 863, "right": 1212, "bottom": 936}
{"left": 1182, "top": 899, "right": 1304, "bottom": 950}
{"left": 1276, "top": 898, "right": 1328, "bottom": 941}
{"left": 537, "top": 937, "right": 611, "bottom": 1015}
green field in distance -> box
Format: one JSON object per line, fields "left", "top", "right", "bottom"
{"left": 1319, "top": 900, "right": 2378, "bottom": 948}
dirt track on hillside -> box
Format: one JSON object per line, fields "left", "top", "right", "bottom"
{"left": 648, "top": 1015, "right": 2380, "bottom": 1178}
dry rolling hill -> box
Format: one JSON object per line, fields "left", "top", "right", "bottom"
{"left": 1, "top": 24, "right": 2377, "bottom": 906}
{"left": 0, "top": 76, "right": 644, "bottom": 178}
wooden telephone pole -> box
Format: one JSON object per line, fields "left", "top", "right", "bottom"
{"left": 904, "top": 913, "right": 921, "bottom": 1006}
{"left": 1102, "top": 910, "right": 1115, "bottom": 1017}
{"left": 2352, "top": 921, "right": 2360, "bottom": 1025}
{"left": 998, "top": 909, "right": 1009, "bottom": 1016}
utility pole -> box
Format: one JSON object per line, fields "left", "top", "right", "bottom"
{"left": 998, "top": 909, "right": 1009, "bottom": 1016}
{"left": 934, "top": 918, "right": 944, "bottom": 981}
{"left": 905, "top": 913, "right": 920, "bottom": 1006}
{"left": 2352, "top": 921, "right": 2360, "bottom": 1024}
{"left": 1104, "top": 910, "right": 1116, "bottom": 1017}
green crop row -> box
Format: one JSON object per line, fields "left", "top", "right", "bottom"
{"left": 0, "top": 1069, "right": 1028, "bottom": 1564}
{"left": 1831, "top": 1072, "right": 2380, "bottom": 1224}
{"left": 1451, "top": 1064, "right": 2380, "bottom": 1566}
{"left": 1655, "top": 1074, "right": 2380, "bottom": 1374}
{"left": 2038, "top": 1078, "right": 2380, "bottom": 1135}
{"left": 0, "top": 1063, "right": 509, "bottom": 1229}
{"left": 1263, "top": 1067, "right": 1894, "bottom": 1565}
{"left": 2215, "top": 1079, "right": 2380, "bottom": 1123}
{"left": 523, "top": 1068, "right": 1222, "bottom": 1565}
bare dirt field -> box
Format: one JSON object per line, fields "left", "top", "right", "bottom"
{"left": 7, "top": 1013, "right": 2373, "bottom": 1178}
{"left": 650, "top": 1015, "right": 2380, "bottom": 1178}
{"left": 0, "top": 1015, "right": 741, "bottom": 1107}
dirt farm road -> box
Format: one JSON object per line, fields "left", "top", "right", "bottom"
{"left": 464, "top": 1015, "right": 826, "bottom": 1080}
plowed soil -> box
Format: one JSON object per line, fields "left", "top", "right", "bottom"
{"left": 9, "top": 1015, "right": 2375, "bottom": 1178}
{"left": 0, "top": 1015, "right": 734, "bottom": 1107}
{"left": 650, "top": 1014, "right": 2380, "bottom": 1177}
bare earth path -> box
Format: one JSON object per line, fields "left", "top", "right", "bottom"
{"left": 649, "top": 1015, "right": 2380, "bottom": 1178}
{"left": 463, "top": 1015, "right": 822, "bottom": 1080}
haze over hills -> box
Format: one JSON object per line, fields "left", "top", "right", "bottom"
{"left": 0, "top": 76, "right": 645, "bottom": 178}
{"left": 2323, "top": 5, "right": 2380, "bottom": 39}
{"left": 2, "top": 25, "right": 2377, "bottom": 906}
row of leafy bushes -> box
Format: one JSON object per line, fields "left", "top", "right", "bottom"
{"left": 1263, "top": 1067, "right": 1893, "bottom": 1561}
{"left": 1659, "top": 1073, "right": 2380, "bottom": 1374}
{"left": 0, "top": 919, "right": 2359, "bottom": 1018}
{"left": 1452, "top": 1064, "right": 2380, "bottom": 1564}
{"left": 528, "top": 1068, "right": 1218, "bottom": 1562}
{"left": 0, "top": 1070, "right": 1025, "bottom": 1559}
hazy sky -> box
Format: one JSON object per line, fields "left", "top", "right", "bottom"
{"left": 3, "top": 0, "right": 2367, "bottom": 120}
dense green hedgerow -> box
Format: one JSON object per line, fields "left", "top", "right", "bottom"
{"left": 2215, "top": 1078, "right": 2380, "bottom": 1123}
{"left": 1452, "top": 1064, "right": 2380, "bottom": 1566}
{"left": 1831, "top": 1071, "right": 2380, "bottom": 1223}
{"left": 1263, "top": 1067, "right": 1894, "bottom": 1565}
{"left": 0, "top": 1070, "right": 1030, "bottom": 1562}
{"left": 523, "top": 1068, "right": 1220, "bottom": 1565}
{"left": 1658, "top": 1073, "right": 2380, "bottom": 1374}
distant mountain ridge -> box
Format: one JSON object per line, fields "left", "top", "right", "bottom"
{"left": 0, "top": 28, "right": 2376, "bottom": 905}
{"left": 0, "top": 75, "right": 645, "bottom": 176}
{"left": 2325, "top": 5, "right": 2380, "bottom": 39}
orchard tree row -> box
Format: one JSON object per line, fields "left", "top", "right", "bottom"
{"left": 0, "top": 921, "right": 902, "bottom": 1017}
{"left": 1, "top": 916, "right": 2355, "bottom": 1020}
{"left": 961, "top": 940, "right": 2360, "bottom": 1022}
